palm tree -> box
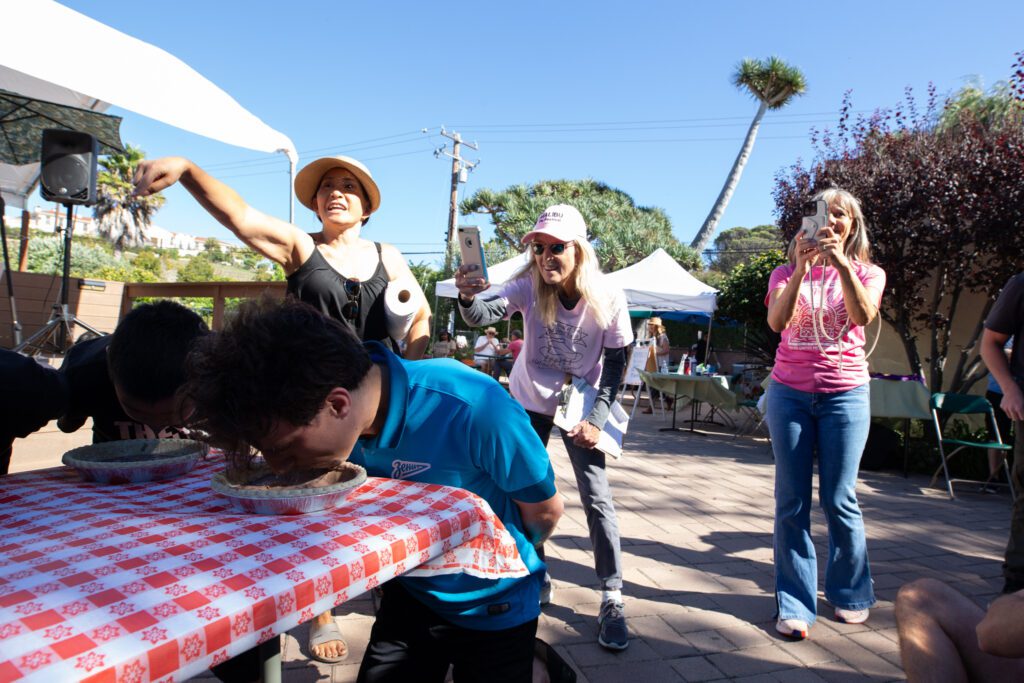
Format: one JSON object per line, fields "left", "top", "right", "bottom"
{"left": 93, "top": 145, "right": 165, "bottom": 257}
{"left": 690, "top": 57, "right": 806, "bottom": 254}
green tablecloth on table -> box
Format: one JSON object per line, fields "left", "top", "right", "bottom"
{"left": 640, "top": 371, "right": 737, "bottom": 411}
{"left": 868, "top": 377, "right": 931, "bottom": 420}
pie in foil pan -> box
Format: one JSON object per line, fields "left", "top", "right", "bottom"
{"left": 62, "top": 438, "right": 206, "bottom": 484}
{"left": 210, "top": 461, "right": 367, "bottom": 515}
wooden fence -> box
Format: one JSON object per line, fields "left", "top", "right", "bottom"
{"left": 0, "top": 275, "right": 286, "bottom": 348}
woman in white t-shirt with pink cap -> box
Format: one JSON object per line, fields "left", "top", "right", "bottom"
{"left": 455, "top": 204, "right": 634, "bottom": 652}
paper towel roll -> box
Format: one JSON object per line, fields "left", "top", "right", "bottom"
{"left": 384, "top": 276, "right": 423, "bottom": 342}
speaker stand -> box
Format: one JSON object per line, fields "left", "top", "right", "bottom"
{"left": 0, "top": 195, "right": 23, "bottom": 347}
{"left": 13, "top": 203, "right": 105, "bottom": 356}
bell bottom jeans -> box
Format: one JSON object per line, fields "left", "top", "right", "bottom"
{"left": 766, "top": 380, "right": 875, "bottom": 624}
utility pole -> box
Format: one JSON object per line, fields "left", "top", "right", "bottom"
{"left": 432, "top": 127, "right": 479, "bottom": 273}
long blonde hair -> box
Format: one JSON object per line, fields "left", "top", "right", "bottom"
{"left": 787, "top": 188, "right": 872, "bottom": 264}
{"left": 511, "top": 238, "right": 615, "bottom": 328}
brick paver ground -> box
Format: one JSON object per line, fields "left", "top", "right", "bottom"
{"left": 12, "top": 402, "right": 1011, "bottom": 682}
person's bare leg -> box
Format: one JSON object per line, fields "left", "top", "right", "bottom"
{"left": 897, "top": 578, "right": 1024, "bottom": 682}
{"left": 310, "top": 609, "right": 347, "bottom": 660}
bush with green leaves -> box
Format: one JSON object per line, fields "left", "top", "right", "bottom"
{"left": 177, "top": 255, "right": 217, "bottom": 282}
{"left": 24, "top": 234, "right": 119, "bottom": 277}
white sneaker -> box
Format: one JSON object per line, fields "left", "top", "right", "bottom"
{"left": 539, "top": 577, "right": 553, "bottom": 606}
{"left": 834, "top": 607, "right": 869, "bottom": 624}
{"left": 776, "top": 618, "right": 809, "bottom": 640}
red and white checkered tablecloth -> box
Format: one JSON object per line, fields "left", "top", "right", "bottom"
{"left": 0, "top": 458, "right": 527, "bottom": 682}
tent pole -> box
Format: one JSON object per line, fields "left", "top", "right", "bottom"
{"left": 705, "top": 315, "right": 714, "bottom": 366}
{"left": 287, "top": 154, "right": 296, "bottom": 224}
{"left": 431, "top": 293, "right": 439, "bottom": 348}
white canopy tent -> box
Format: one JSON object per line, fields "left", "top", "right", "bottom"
{"left": 435, "top": 247, "right": 718, "bottom": 318}
{"left": 605, "top": 247, "right": 720, "bottom": 365}
{"left": 0, "top": 0, "right": 297, "bottom": 214}
{"left": 604, "top": 248, "right": 718, "bottom": 317}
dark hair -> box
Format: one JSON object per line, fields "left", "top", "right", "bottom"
{"left": 108, "top": 300, "right": 209, "bottom": 401}
{"left": 184, "top": 297, "right": 373, "bottom": 456}
{"left": 510, "top": 329, "right": 523, "bottom": 340}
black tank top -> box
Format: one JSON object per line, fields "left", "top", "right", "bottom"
{"left": 286, "top": 242, "right": 394, "bottom": 347}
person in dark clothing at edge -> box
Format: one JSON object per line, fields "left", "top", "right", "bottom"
{"left": 0, "top": 300, "right": 208, "bottom": 473}
{"left": 981, "top": 272, "right": 1024, "bottom": 594}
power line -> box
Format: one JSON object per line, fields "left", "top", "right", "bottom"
{"left": 199, "top": 128, "right": 439, "bottom": 171}
{"left": 483, "top": 134, "right": 808, "bottom": 144}
{"left": 194, "top": 109, "right": 858, "bottom": 173}
{"left": 453, "top": 118, "right": 851, "bottom": 135}
{"left": 450, "top": 109, "right": 869, "bottom": 128}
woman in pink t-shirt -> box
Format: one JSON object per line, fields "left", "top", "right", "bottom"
{"left": 455, "top": 204, "right": 634, "bottom": 651}
{"left": 765, "top": 188, "right": 885, "bottom": 640}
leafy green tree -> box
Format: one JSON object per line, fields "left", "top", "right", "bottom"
{"left": 177, "top": 254, "right": 216, "bottom": 282}
{"left": 203, "top": 237, "right": 228, "bottom": 263}
{"left": 93, "top": 145, "right": 165, "bottom": 256}
{"left": 461, "top": 179, "right": 699, "bottom": 272}
{"left": 707, "top": 224, "right": 784, "bottom": 273}
{"left": 690, "top": 57, "right": 807, "bottom": 254}
{"left": 715, "top": 249, "right": 787, "bottom": 364}
{"left": 773, "top": 52, "right": 1024, "bottom": 391}
{"left": 131, "top": 250, "right": 163, "bottom": 279}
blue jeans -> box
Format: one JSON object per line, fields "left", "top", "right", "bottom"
{"left": 766, "top": 379, "right": 875, "bottom": 624}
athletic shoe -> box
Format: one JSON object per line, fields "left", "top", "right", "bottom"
{"left": 834, "top": 607, "right": 869, "bottom": 624}
{"left": 598, "top": 600, "right": 628, "bottom": 651}
{"left": 776, "top": 618, "right": 809, "bottom": 639}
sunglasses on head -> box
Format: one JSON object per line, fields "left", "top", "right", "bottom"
{"left": 342, "top": 279, "right": 361, "bottom": 321}
{"left": 531, "top": 242, "right": 572, "bottom": 256}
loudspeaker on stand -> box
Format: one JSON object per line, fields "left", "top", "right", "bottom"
{"left": 39, "top": 129, "right": 99, "bottom": 206}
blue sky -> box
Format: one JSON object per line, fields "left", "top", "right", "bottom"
{"left": 37, "top": 1, "right": 1024, "bottom": 266}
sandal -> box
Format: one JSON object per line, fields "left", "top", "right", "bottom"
{"left": 308, "top": 617, "right": 349, "bottom": 663}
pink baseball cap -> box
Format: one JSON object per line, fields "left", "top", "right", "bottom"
{"left": 521, "top": 204, "right": 588, "bottom": 244}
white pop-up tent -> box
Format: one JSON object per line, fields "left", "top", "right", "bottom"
{"left": 437, "top": 247, "right": 718, "bottom": 317}
{"left": 0, "top": 0, "right": 297, "bottom": 213}
{"left": 604, "top": 248, "right": 718, "bottom": 316}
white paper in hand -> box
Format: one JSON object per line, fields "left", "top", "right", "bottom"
{"left": 552, "top": 377, "right": 629, "bottom": 459}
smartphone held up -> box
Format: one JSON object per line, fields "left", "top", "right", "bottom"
{"left": 800, "top": 199, "right": 828, "bottom": 244}
{"left": 458, "top": 226, "right": 489, "bottom": 281}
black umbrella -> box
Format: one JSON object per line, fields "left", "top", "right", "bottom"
{"left": 0, "top": 88, "right": 123, "bottom": 165}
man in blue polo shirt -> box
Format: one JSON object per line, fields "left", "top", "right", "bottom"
{"left": 185, "top": 298, "right": 563, "bottom": 682}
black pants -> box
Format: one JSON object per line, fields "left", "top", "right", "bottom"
{"left": 357, "top": 580, "right": 538, "bottom": 683}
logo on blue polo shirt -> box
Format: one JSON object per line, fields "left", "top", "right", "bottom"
{"left": 392, "top": 460, "right": 431, "bottom": 479}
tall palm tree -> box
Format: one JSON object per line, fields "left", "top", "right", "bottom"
{"left": 690, "top": 56, "right": 806, "bottom": 254}
{"left": 93, "top": 145, "right": 165, "bottom": 256}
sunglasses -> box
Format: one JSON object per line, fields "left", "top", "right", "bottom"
{"left": 531, "top": 242, "right": 573, "bottom": 256}
{"left": 342, "top": 279, "right": 361, "bottom": 321}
